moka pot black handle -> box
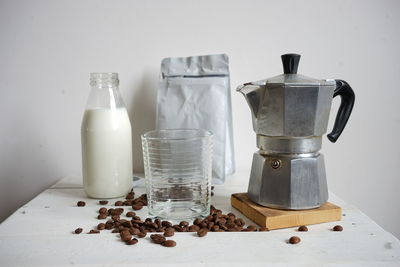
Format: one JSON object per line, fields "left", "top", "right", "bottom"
{"left": 327, "top": 80, "right": 355, "bottom": 143}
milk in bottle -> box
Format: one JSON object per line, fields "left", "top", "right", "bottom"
{"left": 81, "top": 73, "right": 132, "bottom": 198}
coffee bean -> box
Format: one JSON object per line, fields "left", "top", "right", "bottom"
{"left": 298, "top": 225, "right": 308, "bottom": 232}
{"left": 140, "top": 228, "right": 148, "bottom": 235}
{"left": 211, "top": 186, "right": 215, "bottom": 190}
{"left": 126, "top": 192, "right": 135, "bottom": 200}
{"left": 199, "top": 222, "right": 208, "bottom": 229}
{"left": 97, "top": 223, "right": 106, "bottom": 230}
{"left": 112, "top": 229, "right": 119, "bottom": 233}
{"left": 179, "top": 221, "right": 189, "bottom": 227}
{"left": 162, "top": 221, "right": 172, "bottom": 227}
{"left": 227, "top": 213, "right": 236, "bottom": 218}
{"left": 74, "top": 228, "right": 83, "bottom": 234}
{"left": 173, "top": 225, "right": 183, "bottom": 232}
{"left": 98, "top": 214, "right": 107, "bottom": 220}
{"left": 136, "top": 231, "right": 146, "bottom": 238}
{"left": 119, "top": 228, "right": 130, "bottom": 235}
{"left": 77, "top": 201, "right": 86, "bottom": 207}
{"left": 197, "top": 228, "right": 208, "bottom": 237}
{"left": 226, "top": 222, "right": 236, "bottom": 229}
{"left": 289, "top": 236, "right": 301, "bottom": 244}
{"left": 114, "top": 208, "right": 124, "bottom": 215}
{"left": 333, "top": 225, "right": 343, "bottom": 231}
{"left": 88, "top": 229, "right": 100, "bottom": 234}
{"left": 259, "top": 227, "right": 269, "bottom": 232}
{"left": 193, "top": 218, "right": 202, "bottom": 225}
{"left": 105, "top": 223, "right": 113, "bottom": 230}
{"left": 126, "top": 212, "right": 136, "bottom": 217}
{"left": 211, "top": 225, "right": 220, "bottom": 231}
{"left": 99, "top": 200, "right": 108, "bottom": 205}
{"left": 220, "top": 225, "right": 228, "bottom": 231}
{"left": 111, "top": 215, "right": 120, "bottom": 221}
{"left": 121, "top": 233, "right": 132, "bottom": 242}
{"left": 162, "top": 240, "right": 176, "bottom": 247}
{"left": 247, "top": 225, "right": 257, "bottom": 231}
{"left": 150, "top": 234, "right": 166, "bottom": 244}
{"left": 211, "top": 192, "right": 214, "bottom": 196}
{"left": 217, "top": 218, "right": 226, "bottom": 225}
{"left": 115, "top": 201, "right": 124, "bottom": 206}
{"left": 126, "top": 238, "right": 138, "bottom": 245}
{"left": 99, "top": 207, "right": 108, "bottom": 214}
{"left": 129, "top": 228, "right": 141, "bottom": 235}
{"left": 164, "top": 228, "right": 175, "bottom": 237}
{"left": 132, "top": 215, "right": 141, "bottom": 221}
{"left": 189, "top": 225, "right": 200, "bottom": 232}
{"left": 123, "top": 200, "right": 133, "bottom": 206}
{"left": 132, "top": 204, "right": 143, "bottom": 210}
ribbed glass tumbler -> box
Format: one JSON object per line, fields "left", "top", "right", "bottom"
{"left": 141, "top": 129, "right": 213, "bottom": 220}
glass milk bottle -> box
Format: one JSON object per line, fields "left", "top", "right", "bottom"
{"left": 81, "top": 73, "right": 133, "bottom": 198}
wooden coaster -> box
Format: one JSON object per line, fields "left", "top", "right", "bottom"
{"left": 231, "top": 193, "right": 342, "bottom": 230}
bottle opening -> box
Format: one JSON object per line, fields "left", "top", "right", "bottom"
{"left": 90, "top": 73, "right": 119, "bottom": 87}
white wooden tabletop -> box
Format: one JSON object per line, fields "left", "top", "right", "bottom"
{"left": 1, "top": 171, "right": 399, "bottom": 267}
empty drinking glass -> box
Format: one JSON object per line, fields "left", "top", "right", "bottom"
{"left": 141, "top": 129, "right": 213, "bottom": 220}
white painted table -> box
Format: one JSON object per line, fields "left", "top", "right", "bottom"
{"left": 1, "top": 171, "right": 399, "bottom": 266}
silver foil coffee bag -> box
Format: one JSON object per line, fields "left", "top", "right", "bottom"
{"left": 156, "top": 54, "right": 235, "bottom": 184}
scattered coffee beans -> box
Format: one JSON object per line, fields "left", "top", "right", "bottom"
{"left": 73, "top": 189, "right": 299, "bottom": 250}
{"left": 333, "top": 225, "right": 343, "bottom": 231}
{"left": 150, "top": 234, "right": 166, "bottom": 244}
{"left": 121, "top": 233, "right": 133, "bottom": 242}
{"left": 132, "top": 204, "right": 143, "bottom": 211}
{"left": 126, "top": 238, "right": 138, "bottom": 245}
{"left": 97, "top": 223, "right": 106, "bottom": 230}
{"left": 97, "top": 213, "right": 107, "bottom": 220}
{"left": 179, "top": 221, "right": 189, "bottom": 227}
{"left": 162, "top": 240, "right": 176, "bottom": 247}
{"left": 74, "top": 228, "right": 83, "bottom": 234}
{"left": 164, "top": 228, "right": 175, "bottom": 237}
{"left": 298, "top": 225, "right": 308, "bottom": 232}
{"left": 126, "top": 192, "right": 135, "bottom": 200}
{"left": 115, "top": 201, "right": 124, "bottom": 206}
{"left": 197, "top": 228, "right": 208, "bottom": 237}
{"left": 99, "top": 207, "right": 107, "bottom": 214}
{"left": 137, "top": 231, "right": 147, "bottom": 238}
{"left": 77, "top": 201, "right": 86, "bottom": 207}
{"left": 189, "top": 225, "right": 200, "bottom": 232}
{"left": 289, "top": 236, "right": 301, "bottom": 244}
{"left": 259, "top": 227, "right": 269, "bottom": 232}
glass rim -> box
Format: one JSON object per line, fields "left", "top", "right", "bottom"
{"left": 142, "top": 128, "right": 213, "bottom": 141}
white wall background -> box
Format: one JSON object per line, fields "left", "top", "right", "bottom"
{"left": 1, "top": 0, "right": 399, "bottom": 238}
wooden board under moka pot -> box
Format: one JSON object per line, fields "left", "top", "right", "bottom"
{"left": 231, "top": 193, "right": 342, "bottom": 230}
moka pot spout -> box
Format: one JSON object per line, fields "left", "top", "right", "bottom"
{"left": 236, "top": 83, "right": 265, "bottom": 132}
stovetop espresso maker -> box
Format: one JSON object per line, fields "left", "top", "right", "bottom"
{"left": 237, "top": 53, "right": 355, "bottom": 210}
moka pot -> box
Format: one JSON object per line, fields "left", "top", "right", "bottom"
{"left": 237, "top": 54, "right": 355, "bottom": 210}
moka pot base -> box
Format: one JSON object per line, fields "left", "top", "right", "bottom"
{"left": 231, "top": 193, "right": 342, "bottom": 230}
{"left": 249, "top": 134, "right": 329, "bottom": 210}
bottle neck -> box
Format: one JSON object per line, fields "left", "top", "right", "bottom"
{"left": 86, "top": 73, "right": 125, "bottom": 109}
{"left": 90, "top": 72, "right": 119, "bottom": 88}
